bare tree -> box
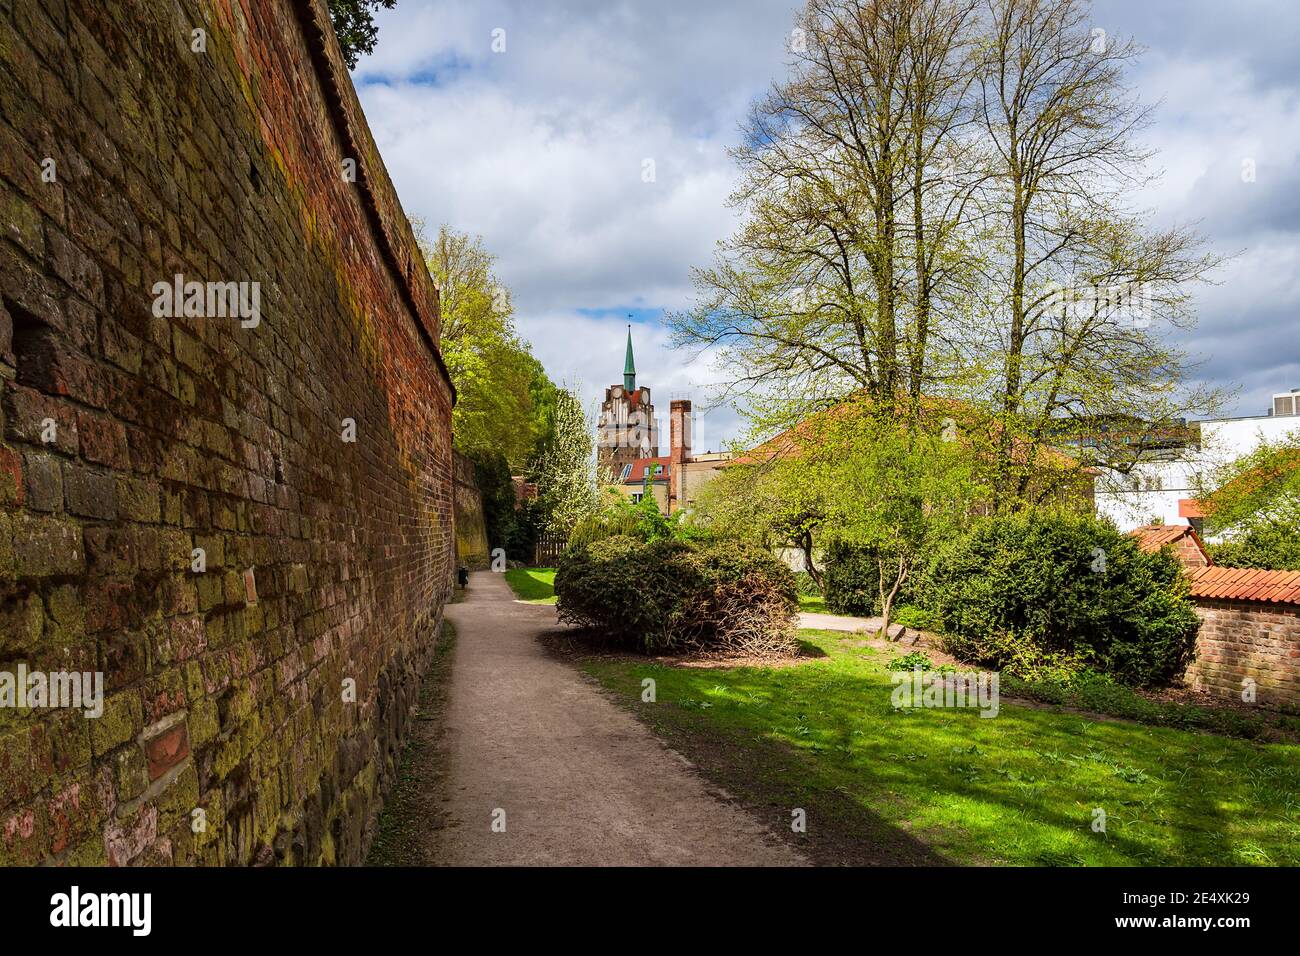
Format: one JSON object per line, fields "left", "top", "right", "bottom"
{"left": 973, "top": 0, "right": 1226, "bottom": 504}
{"left": 673, "top": 0, "right": 1227, "bottom": 498}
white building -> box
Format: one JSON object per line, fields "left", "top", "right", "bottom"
{"left": 1095, "top": 389, "right": 1300, "bottom": 534}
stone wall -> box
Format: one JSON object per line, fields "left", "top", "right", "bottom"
{"left": 452, "top": 451, "right": 488, "bottom": 570}
{"left": 0, "top": 0, "right": 455, "bottom": 864}
{"left": 1185, "top": 600, "right": 1300, "bottom": 709}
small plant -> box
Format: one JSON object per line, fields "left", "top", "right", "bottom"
{"left": 888, "top": 651, "right": 934, "bottom": 672}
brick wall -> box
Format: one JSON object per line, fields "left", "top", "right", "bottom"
{"left": 0, "top": 0, "right": 455, "bottom": 864}
{"left": 1185, "top": 601, "right": 1300, "bottom": 708}
{"left": 452, "top": 450, "right": 488, "bottom": 570}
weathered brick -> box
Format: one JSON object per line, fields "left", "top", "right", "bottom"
{"left": 11, "top": 513, "right": 82, "bottom": 577}
{"left": 21, "top": 450, "right": 60, "bottom": 511}
{"left": 0, "top": 444, "right": 20, "bottom": 505}
{"left": 62, "top": 461, "right": 115, "bottom": 518}
{"left": 0, "top": 0, "right": 454, "bottom": 868}
{"left": 141, "top": 717, "right": 190, "bottom": 780}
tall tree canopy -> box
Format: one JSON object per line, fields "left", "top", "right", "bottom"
{"left": 670, "top": 0, "right": 1226, "bottom": 510}
{"left": 423, "top": 223, "right": 559, "bottom": 472}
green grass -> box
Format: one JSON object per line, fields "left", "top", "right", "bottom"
{"left": 797, "top": 593, "right": 831, "bottom": 614}
{"left": 504, "top": 567, "right": 556, "bottom": 603}
{"left": 582, "top": 629, "right": 1300, "bottom": 866}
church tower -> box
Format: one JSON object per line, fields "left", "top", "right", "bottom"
{"left": 597, "top": 326, "right": 658, "bottom": 473}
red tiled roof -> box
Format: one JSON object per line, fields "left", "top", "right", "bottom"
{"left": 622, "top": 456, "right": 670, "bottom": 483}
{"left": 1126, "top": 523, "right": 1212, "bottom": 568}
{"left": 726, "top": 393, "right": 1083, "bottom": 471}
{"left": 1188, "top": 566, "right": 1300, "bottom": 606}
{"left": 1127, "top": 523, "right": 1210, "bottom": 561}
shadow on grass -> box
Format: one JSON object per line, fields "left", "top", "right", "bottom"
{"left": 592, "top": 668, "right": 951, "bottom": 866}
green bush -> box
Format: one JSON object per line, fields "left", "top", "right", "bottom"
{"left": 555, "top": 537, "right": 798, "bottom": 655}
{"left": 924, "top": 512, "right": 1200, "bottom": 686}
{"left": 566, "top": 493, "right": 709, "bottom": 555}
{"left": 470, "top": 449, "right": 544, "bottom": 563}
{"left": 793, "top": 571, "right": 822, "bottom": 597}
{"left": 887, "top": 651, "right": 936, "bottom": 672}
{"left": 1207, "top": 520, "right": 1300, "bottom": 571}
{"left": 823, "top": 542, "right": 913, "bottom": 615}
{"left": 892, "top": 604, "right": 939, "bottom": 631}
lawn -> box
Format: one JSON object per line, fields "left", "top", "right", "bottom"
{"left": 797, "top": 593, "right": 831, "bottom": 614}
{"left": 504, "top": 567, "right": 556, "bottom": 603}
{"left": 582, "top": 629, "right": 1300, "bottom": 866}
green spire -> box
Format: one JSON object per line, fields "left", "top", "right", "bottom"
{"left": 623, "top": 323, "right": 636, "bottom": 391}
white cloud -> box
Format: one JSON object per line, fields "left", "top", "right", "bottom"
{"left": 357, "top": 0, "right": 1300, "bottom": 440}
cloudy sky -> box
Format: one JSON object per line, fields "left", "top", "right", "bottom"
{"left": 353, "top": 0, "right": 1300, "bottom": 447}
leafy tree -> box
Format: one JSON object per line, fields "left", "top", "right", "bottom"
{"left": 695, "top": 397, "right": 989, "bottom": 633}
{"left": 327, "top": 0, "right": 396, "bottom": 70}
{"left": 421, "top": 223, "right": 558, "bottom": 472}
{"left": 808, "top": 402, "right": 988, "bottom": 631}
{"left": 669, "top": 0, "right": 1225, "bottom": 502}
{"left": 1199, "top": 435, "right": 1300, "bottom": 569}
{"left": 532, "top": 386, "right": 604, "bottom": 536}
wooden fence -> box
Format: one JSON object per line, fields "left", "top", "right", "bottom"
{"left": 534, "top": 532, "right": 567, "bottom": 566}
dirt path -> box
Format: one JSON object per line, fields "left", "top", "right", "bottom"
{"left": 422, "top": 571, "right": 806, "bottom": 866}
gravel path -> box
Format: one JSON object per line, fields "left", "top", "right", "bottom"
{"left": 431, "top": 571, "right": 807, "bottom": 866}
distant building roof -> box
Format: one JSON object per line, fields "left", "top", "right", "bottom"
{"left": 1127, "top": 523, "right": 1211, "bottom": 568}
{"left": 621, "top": 456, "right": 671, "bottom": 483}
{"left": 727, "top": 394, "right": 1083, "bottom": 471}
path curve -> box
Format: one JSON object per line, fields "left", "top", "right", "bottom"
{"left": 434, "top": 571, "right": 806, "bottom": 866}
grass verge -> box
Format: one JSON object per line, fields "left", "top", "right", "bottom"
{"left": 580, "top": 628, "right": 1300, "bottom": 866}
{"left": 505, "top": 567, "right": 556, "bottom": 604}
{"left": 366, "top": 619, "right": 457, "bottom": 866}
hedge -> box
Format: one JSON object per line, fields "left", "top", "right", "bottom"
{"left": 923, "top": 512, "right": 1200, "bottom": 686}
{"left": 822, "top": 542, "right": 914, "bottom": 616}
{"left": 554, "top": 536, "right": 798, "bottom": 655}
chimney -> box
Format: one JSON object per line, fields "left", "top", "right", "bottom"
{"left": 668, "top": 400, "right": 692, "bottom": 513}
{"left": 670, "top": 400, "right": 692, "bottom": 463}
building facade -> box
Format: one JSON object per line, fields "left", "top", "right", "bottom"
{"left": 596, "top": 328, "right": 659, "bottom": 474}
{"left": 1095, "top": 389, "right": 1300, "bottom": 534}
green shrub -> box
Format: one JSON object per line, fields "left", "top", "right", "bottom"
{"left": 564, "top": 493, "right": 708, "bottom": 554}
{"left": 1207, "top": 520, "right": 1300, "bottom": 570}
{"left": 892, "top": 604, "right": 939, "bottom": 631}
{"left": 823, "top": 542, "right": 913, "bottom": 615}
{"left": 924, "top": 512, "right": 1200, "bottom": 686}
{"left": 793, "top": 571, "right": 822, "bottom": 597}
{"left": 555, "top": 537, "right": 798, "bottom": 655}
{"left": 887, "top": 651, "right": 935, "bottom": 672}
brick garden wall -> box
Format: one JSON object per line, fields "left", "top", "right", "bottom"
{"left": 0, "top": 0, "right": 455, "bottom": 864}
{"left": 1185, "top": 601, "right": 1300, "bottom": 709}
{"left": 452, "top": 450, "right": 488, "bottom": 570}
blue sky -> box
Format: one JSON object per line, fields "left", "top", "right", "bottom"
{"left": 354, "top": 0, "right": 1300, "bottom": 446}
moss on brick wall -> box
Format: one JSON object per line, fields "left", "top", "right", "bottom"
{"left": 0, "top": 0, "right": 454, "bottom": 864}
{"left": 452, "top": 452, "right": 489, "bottom": 571}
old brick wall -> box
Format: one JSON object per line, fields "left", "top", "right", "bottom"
{"left": 1185, "top": 601, "right": 1300, "bottom": 709}
{"left": 0, "top": 0, "right": 455, "bottom": 864}
{"left": 452, "top": 451, "right": 489, "bottom": 571}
